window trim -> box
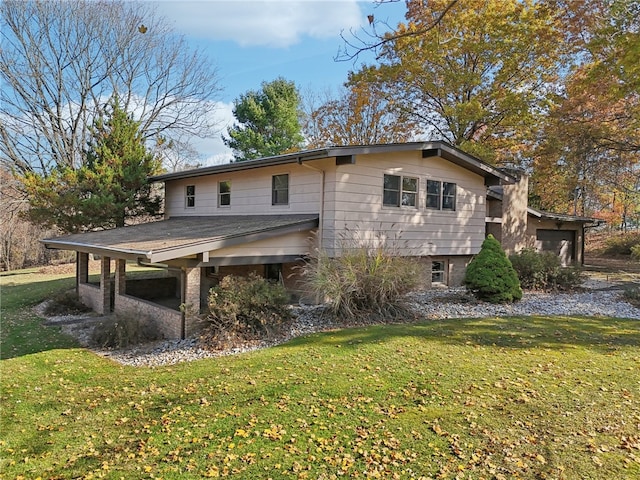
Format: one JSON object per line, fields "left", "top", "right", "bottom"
{"left": 185, "top": 185, "right": 196, "bottom": 208}
{"left": 383, "top": 173, "right": 418, "bottom": 208}
{"left": 272, "top": 173, "right": 289, "bottom": 206}
{"left": 218, "top": 180, "right": 231, "bottom": 207}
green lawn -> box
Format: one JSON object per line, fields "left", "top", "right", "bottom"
{"left": 1, "top": 270, "right": 639, "bottom": 479}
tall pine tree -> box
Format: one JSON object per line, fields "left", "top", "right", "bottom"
{"left": 21, "top": 99, "right": 162, "bottom": 232}
{"left": 224, "top": 78, "right": 304, "bottom": 162}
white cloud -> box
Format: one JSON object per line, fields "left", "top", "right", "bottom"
{"left": 192, "top": 101, "right": 235, "bottom": 165}
{"left": 153, "top": 0, "right": 365, "bottom": 47}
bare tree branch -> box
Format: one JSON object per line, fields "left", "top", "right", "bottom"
{"left": 0, "top": 0, "right": 222, "bottom": 175}
{"left": 335, "top": 0, "right": 459, "bottom": 63}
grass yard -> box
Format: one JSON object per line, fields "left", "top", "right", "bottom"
{"left": 1, "top": 270, "right": 639, "bottom": 479}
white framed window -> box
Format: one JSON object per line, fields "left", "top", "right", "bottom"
{"left": 426, "top": 180, "right": 441, "bottom": 209}
{"left": 432, "top": 260, "right": 446, "bottom": 284}
{"left": 218, "top": 180, "right": 231, "bottom": 207}
{"left": 426, "top": 180, "right": 457, "bottom": 211}
{"left": 272, "top": 174, "right": 289, "bottom": 205}
{"left": 185, "top": 185, "right": 195, "bottom": 208}
{"left": 442, "top": 182, "right": 457, "bottom": 211}
{"left": 383, "top": 174, "right": 418, "bottom": 207}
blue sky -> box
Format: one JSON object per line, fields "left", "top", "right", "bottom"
{"left": 151, "top": 0, "right": 406, "bottom": 164}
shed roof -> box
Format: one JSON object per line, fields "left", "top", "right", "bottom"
{"left": 487, "top": 187, "right": 602, "bottom": 224}
{"left": 42, "top": 214, "right": 319, "bottom": 264}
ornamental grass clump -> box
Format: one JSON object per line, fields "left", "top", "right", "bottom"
{"left": 302, "top": 227, "right": 422, "bottom": 319}
{"left": 201, "top": 273, "right": 292, "bottom": 350}
{"left": 464, "top": 234, "right": 522, "bottom": 303}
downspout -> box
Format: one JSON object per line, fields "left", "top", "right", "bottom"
{"left": 298, "top": 160, "right": 325, "bottom": 250}
{"left": 180, "top": 267, "right": 186, "bottom": 340}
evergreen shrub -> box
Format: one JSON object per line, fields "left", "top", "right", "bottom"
{"left": 202, "top": 273, "right": 292, "bottom": 350}
{"left": 464, "top": 234, "right": 522, "bottom": 303}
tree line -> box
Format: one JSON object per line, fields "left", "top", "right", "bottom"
{"left": 1, "top": 0, "right": 638, "bottom": 269}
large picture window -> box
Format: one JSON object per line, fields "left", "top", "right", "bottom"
{"left": 272, "top": 174, "right": 289, "bottom": 205}
{"left": 426, "top": 180, "right": 456, "bottom": 211}
{"left": 383, "top": 174, "right": 418, "bottom": 207}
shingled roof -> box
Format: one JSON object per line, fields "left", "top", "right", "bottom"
{"left": 42, "top": 214, "right": 319, "bottom": 263}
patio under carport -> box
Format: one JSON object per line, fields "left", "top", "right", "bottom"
{"left": 42, "top": 215, "right": 319, "bottom": 339}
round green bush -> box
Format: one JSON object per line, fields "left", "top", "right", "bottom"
{"left": 464, "top": 234, "right": 522, "bottom": 303}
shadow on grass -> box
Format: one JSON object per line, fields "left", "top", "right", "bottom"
{"left": 282, "top": 315, "right": 640, "bottom": 353}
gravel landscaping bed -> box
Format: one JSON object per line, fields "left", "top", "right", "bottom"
{"left": 41, "top": 277, "right": 640, "bottom": 368}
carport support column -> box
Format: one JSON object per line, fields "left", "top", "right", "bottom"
{"left": 181, "top": 267, "right": 201, "bottom": 339}
{"left": 76, "top": 252, "right": 89, "bottom": 292}
{"left": 115, "top": 259, "right": 126, "bottom": 296}
{"left": 100, "top": 256, "right": 112, "bottom": 315}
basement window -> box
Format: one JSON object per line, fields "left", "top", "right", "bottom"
{"left": 432, "top": 260, "right": 446, "bottom": 284}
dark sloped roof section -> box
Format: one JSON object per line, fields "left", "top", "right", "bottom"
{"left": 487, "top": 186, "right": 603, "bottom": 224}
{"left": 149, "top": 141, "right": 516, "bottom": 185}
{"left": 42, "top": 214, "right": 319, "bottom": 263}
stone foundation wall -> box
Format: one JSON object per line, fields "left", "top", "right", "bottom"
{"left": 78, "top": 283, "right": 104, "bottom": 314}
{"left": 448, "top": 256, "right": 473, "bottom": 286}
{"left": 115, "top": 293, "right": 183, "bottom": 340}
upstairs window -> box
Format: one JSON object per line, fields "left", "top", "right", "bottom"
{"left": 442, "top": 182, "right": 457, "bottom": 211}
{"left": 426, "top": 180, "right": 441, "bottom": 209}
{"left": 272, "top": 174, "right": 289, "bottom": 205}
{"left": 426, "top": 180, "right": 457, "bottom": 211}
{"left": 383, "top": 174, "right": 418, "bottom": 207}
{"left": 185, "top": 185, "right": 195, "bottom": 208}
{"left": 218, "top": 180, "right": 231, "bottom": 207}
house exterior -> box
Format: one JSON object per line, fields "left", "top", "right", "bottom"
{"left": 42, "top": 141, "right": 599, "bottom": 339}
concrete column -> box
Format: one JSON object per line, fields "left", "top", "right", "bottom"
{"left": 115, "top": 259, "right": 126, "bottom": 295}
{"left": 100, "top": 256, "right": 112, "bottom": 315}
{"left": 181, "top": 267, "right": 202, "bottom": 339}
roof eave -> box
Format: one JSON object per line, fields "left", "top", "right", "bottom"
{"left": 42, "top": 239, "right": 153, "bottom": 261}
{"left": 147, "top": 217, "right": 318, "bottom": 263}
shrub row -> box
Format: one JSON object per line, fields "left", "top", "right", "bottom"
{"left": 201, "top": 273, "right": 292, "bottom": 350}
{"left": 509, "top": 248, "right": 583, "bottom": 291}
{"left": 604, "top": 232, "right": 640, "bottom": 256}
